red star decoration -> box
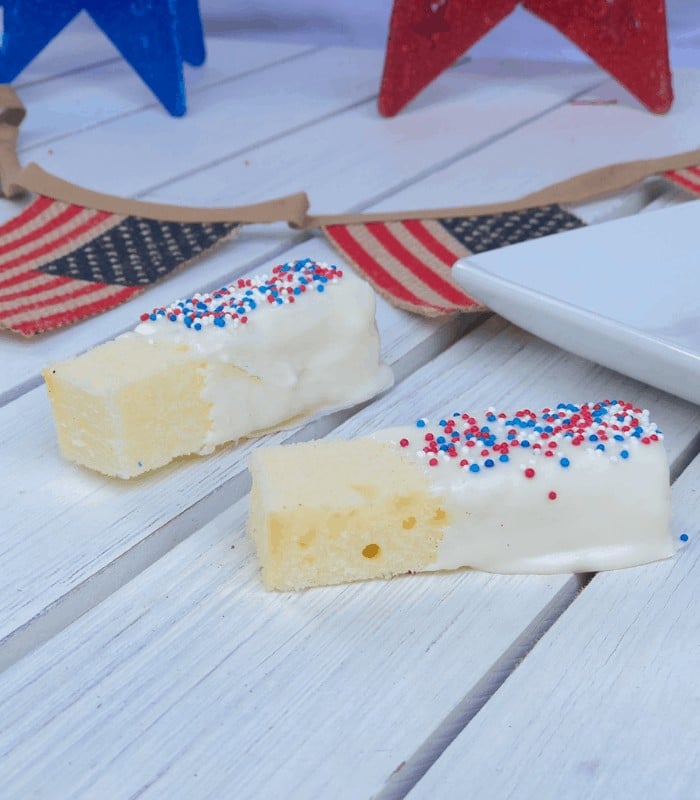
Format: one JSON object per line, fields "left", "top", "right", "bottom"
{"left": 378, "top": 0, "right": 673, "bottom": 116}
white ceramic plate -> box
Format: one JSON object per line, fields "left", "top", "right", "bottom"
{"left": 453, "top": 201, "right": 700, "bottom": 405}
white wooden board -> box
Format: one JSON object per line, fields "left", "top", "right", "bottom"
{"left": 1, "top": 320, "right": 697, "bottom": 799}
{"left": 1, "top": 313, "right": 698, "bottom": 682}
{"left": 408, "top": 450, "right": 700, "bottom": 800}
{"left": 15, "top": 38, "right": 311, "bottom": 153}
{"left": 0, "top": 242, "right": 474, "bottom": 666}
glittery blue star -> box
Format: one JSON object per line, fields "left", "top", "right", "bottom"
{"left": 0, "top": 0, "right": 205, "bottom": 116}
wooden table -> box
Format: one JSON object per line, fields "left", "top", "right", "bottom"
{"left": 0, "top": 18, "right": 699, "bottom": 799}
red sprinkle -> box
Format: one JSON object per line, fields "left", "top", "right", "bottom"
{"left": 524, "top": 467, "right": 536, "bottom": 479}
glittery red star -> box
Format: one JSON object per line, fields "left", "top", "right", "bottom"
{"left": 378, "top": 0, "right": 673, "bottom": 116}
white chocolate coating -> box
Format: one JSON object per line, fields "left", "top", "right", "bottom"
{"left": 135, "top": 265, "right": 392, "bottom": 450}
{"left": 44, "top": 259, "right": 393, "bottom": 478}
{"left": 248, "top": 401, "right": 675, "bottom": 591}
{"left": 372, "top": 415, "right": 673, "bottom": 574}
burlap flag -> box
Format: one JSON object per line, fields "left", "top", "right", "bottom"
{"left": 0, "top": 165, "right": 308, "bottom": 335}
{"left": 307, "top": 152, "right": 700, "bottom": 317}
{"left": 0, "top": 88, "right": 308, "bottom": 336}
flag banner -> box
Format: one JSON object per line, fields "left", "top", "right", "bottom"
{"left": 307, "top": 151, "right": 700, "bottom": 316}
{"left": 0, "top": 85, "right": 698, "bottom": 333}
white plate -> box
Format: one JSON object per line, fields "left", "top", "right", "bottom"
{"left": 453, "top": 201, "right": 700, "bottom": 406}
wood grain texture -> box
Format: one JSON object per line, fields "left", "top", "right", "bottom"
{"left": 0, "top": 495, "right": 573, "bottom": 800}
{"left": 0, "top": 320, "right": 698, "bottom": 799}
{"left": 14, "top": 38, "right": 311, "bottom": 153}
{"left": 408, "top": 451, "right": 700, "bottom": 800}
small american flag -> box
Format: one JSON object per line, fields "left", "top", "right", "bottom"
{"left": 0, "top": 194, "right": 239, "bottom": 335}
{"left": 323, "top": 169, "right": 700, "bottom": 316}
{"left": 324, "top": 204, "right": 585, "bottom": 316}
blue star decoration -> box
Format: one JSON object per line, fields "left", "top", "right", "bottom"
{"left": 0, "top": 0, "right": 205, "bottom": 116}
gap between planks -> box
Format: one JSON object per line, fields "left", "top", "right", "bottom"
{"left": 18, "top": 45, "right": 319, "bottom": 154}
{"left": 374, "top": 430, "right": 700, "bottom": 799}
{"left": 374, "top": 573, "right": 592, "bottom": 800}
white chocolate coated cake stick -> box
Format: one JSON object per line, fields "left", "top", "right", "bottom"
{"left": 248, "top": 401, "right": 674, "bottom": 590}
{"left": 44, "top": 259, "right": 392, "bottom": 478}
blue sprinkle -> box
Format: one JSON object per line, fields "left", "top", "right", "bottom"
{"left": 499, "top": 454, "right": 509, "bottom": 463}
{"left": 484, "top": 458, "right": 495, "bottom": 468}
{"left": 453, "top": 412, "right": 461, "bottom": 417}
{"left": 614, "top": 434, "right": 625, "bottom": 441}
{"left": 436, "top": 436, "right": 446, "bottom": 444}
{"left": 137, "top": 461, "right": 142, "bottom": 468}
{"left": 439, "top": 444, "right": 449, "bottom": 452}
{"left": 214, "top": 317, "right": 226, "bottom": 327}
{"left": 480, "top": 426, "right": 490, "bottom": 433}
{"left": 589, "top": 434, "right": 599, "bottom": 442}
{"left": 416, "top": 419, "right": 426, "bottom": 428}
{"left": 521, "top": 440, "right": 530, "bottom": 449}
{"left": 620, "top": 450, "right": 629, "bottom": 459}
{"left": 544, "top": 425, "right": 553, "bottom": 433}
{"left": 439, "top": 419, "right": 447, "bottom": 427}
{"left": 560, "top": 457, "right": 570, "bottom": 468}
{"left": 149, "top": 313, "right": 157, "bottom": 321}
{"left": 469, "top": 464, "right": 480, "bottom": 473}
{"left": 317, "top": 285, "right": 325, "bottom": 292}
{"left": 596, "top": 443, "right": 605, "bottom": 451}
{"left": 680, "top": 533, "right": 689, "bottom": 542}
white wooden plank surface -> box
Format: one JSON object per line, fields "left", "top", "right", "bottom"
{"left": 15, "top": 38, "right": 311, "bottom": 152}
{"left": 364, "top": 68, "right": 700, "bottom": 214}
{"left": 0, "top": 236, "right": 477, "bottom": 667}
{"left": 0, "top": 320, "right": 697, "bottom": 799}
{"left": 15, "top": 46, "right": 384, "bottom": 197}
{"left": 0, "top": 53, "right": 602, "bottom": 400}
{"left": 407, "top": 449, "right": 700, "bottom": 800}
